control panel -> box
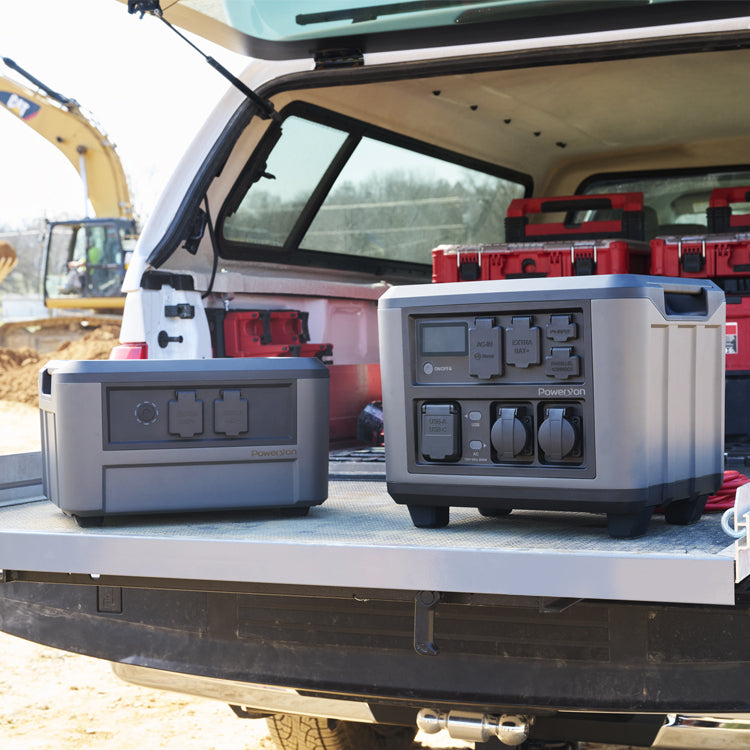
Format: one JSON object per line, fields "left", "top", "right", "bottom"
{"left": 411, "top": 306, "right": 593, "bottom": 477}
{"left": 106, "top": 383, "right": 295, "bottom": 447}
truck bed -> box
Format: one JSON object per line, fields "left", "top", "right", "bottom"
{"left": 0, "top": 451, "right": 740, "bottom": 605}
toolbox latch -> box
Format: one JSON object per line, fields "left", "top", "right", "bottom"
{"left": 572, "top": 245, "right": 597, "bottom": 276}
{"left": 678, "top": 238, "right": 706, "bottom": 273}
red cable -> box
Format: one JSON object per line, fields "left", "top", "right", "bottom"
{"left": 704, "top": 470, "right": 749, "bottom": 512}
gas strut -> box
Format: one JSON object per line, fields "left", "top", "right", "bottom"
{"left": 126, "top": 0, "right": 281, "bottom": 122}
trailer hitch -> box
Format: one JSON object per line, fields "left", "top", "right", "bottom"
{"left": 417, "top": 708, "right": 531, "bottom": 746}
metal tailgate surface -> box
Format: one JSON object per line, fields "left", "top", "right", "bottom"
{"left": 0, "top": 476, "right": 736, "bottom": 605}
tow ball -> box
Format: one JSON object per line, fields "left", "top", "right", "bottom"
{"left": 417, "top": 708, "right": 531, "bottom": 745}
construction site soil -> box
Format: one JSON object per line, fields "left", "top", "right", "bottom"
{"left": 0, "top": 325, "right": 119, "bottom": 405}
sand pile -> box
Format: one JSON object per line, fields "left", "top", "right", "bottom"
{"left": 0, "top": 326, "right": 118, "bottom": 405}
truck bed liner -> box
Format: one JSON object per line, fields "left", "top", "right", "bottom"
{"left": 0, "top": 453, "right": 738, "bottom": 605}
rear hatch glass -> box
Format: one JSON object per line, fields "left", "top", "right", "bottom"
{"left": 130, "top": 1, "right": 750, "bottom": 59}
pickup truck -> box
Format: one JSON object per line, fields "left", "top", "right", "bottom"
{"left": 4, "top": 1, "right": 750, "bottom": 748}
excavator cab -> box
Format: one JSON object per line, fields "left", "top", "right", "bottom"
{"left": 43, "top": 217, "right": 136, "bottom": 311}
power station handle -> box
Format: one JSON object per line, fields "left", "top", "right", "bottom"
{"left": 662, "top": 288, "right": 709, "bottom": 317}
{"left": 40, "top": 366, "right": 53, "bottom": 396}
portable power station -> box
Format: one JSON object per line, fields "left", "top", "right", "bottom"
{"left": 39, "top": 357, "right": 329, "bottom": 524}
{"left": 378, "top": 275, "right": 725, "bottom": 538}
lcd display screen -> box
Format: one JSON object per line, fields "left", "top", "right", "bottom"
{"left": 420, "top": 323, "right": 468, "bottom": 356}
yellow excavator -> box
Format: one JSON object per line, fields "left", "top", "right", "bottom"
{"left": 0, "top": 57, "right": 137, "bottom": 348}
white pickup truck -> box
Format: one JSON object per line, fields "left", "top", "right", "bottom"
{"left": 4, "top": 1, "right": 750, "bottom": 748}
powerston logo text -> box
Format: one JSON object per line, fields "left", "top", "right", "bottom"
{"left": 251, "top": 448, "right": 297, "bottom": 458}
{"left": 538, "top": 387, "right": 586, "bottom": 397}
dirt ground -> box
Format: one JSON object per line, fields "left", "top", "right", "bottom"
{"left": 0, "top": 337, "right": 466, "bottom": 750}
{"left": 0, "top": 630, "right": 277, "bottom": 750}
{"left": 0, "top": 325, "right": 119, "bottom": 406}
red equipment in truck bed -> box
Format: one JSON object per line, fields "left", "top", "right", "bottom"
{"left": 650, "top": 234, "right": 750, "bottom": 278}
{"left": 224, "top": 310, "right": 332, "bottom": 359}
{"left": 431, "top": 239, "right": 650, "bottom": 283}
{"left": 433, "top": 192, "right": 649, "bottom": 283}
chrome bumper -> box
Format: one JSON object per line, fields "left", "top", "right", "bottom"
{"left": 653, "top": 714, "right": 750, "bottom": 749}
{"left": 113, "top": 663, "right": 750, "bottom": 748}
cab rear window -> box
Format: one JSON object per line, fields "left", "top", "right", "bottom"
{"left": 578, "top": 168, "right": 750, "bottom": 239}
{"left": 219, "top": 104, "right": 530, "bottom": 278}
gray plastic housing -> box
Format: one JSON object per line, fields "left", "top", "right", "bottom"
{"left": 379, "top": 275, "right": 725, "bottom": 517}
{"left": 38, "top": 358, "right": 329, "bottom": 519}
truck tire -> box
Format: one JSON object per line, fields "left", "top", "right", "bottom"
{"left": 266, "top": 714, "right": 417, "bottom": 750}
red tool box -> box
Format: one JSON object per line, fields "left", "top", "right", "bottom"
{"left": 707, "top": 186, "right": 750, "bottom": 234}
{"left": 504, "top": 192, "right": 646, "bottom": 243}
{"left": 222, "top": 310, "right": 332, "bottom": 359}
{"left": 432, "top": 192, "right": 649, "bottom": 283}
{"left": 725, "top": 295, "right": 750, "bottom": 372}
{"left": 650, "top": 233, "right": 750, "bottom": 278}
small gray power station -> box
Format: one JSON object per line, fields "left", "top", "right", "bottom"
{"left": 39, "top": 357, "right": 329, "bottom": 523}
{"left": 378, "top": 275, "right": 725, "bottom": 537}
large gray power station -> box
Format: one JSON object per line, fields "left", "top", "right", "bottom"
{"left": 379, "top": 275, "right": 725, "bottom": 537}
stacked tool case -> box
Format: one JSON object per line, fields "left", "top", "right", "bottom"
{"left": 432, "top": 193, "right": 650, "bottom": 283}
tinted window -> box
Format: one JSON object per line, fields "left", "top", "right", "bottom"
{"left": 223, "top": 118, "right": 348, "bottom": 247}
{"left": 301, "top": 136, "right": 524, "bottom": 263}
{"left": 220, "top": 109, "right": 529, "bottom": 275}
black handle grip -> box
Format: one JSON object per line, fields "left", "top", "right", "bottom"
{"left": 539, "top": 198, "right": 613, "bottom": 213}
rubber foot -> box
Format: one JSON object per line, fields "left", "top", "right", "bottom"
{"left": 664, "top": 495, "right": 707, "bottom": 525}
{"left": 408, "top": 505, "right": 450, "bottom": 528}
{"left": 74, "top": 515, "right": 104, "bottom": 528}
{"left": 478, "top": 507, "right": 513, "bottom": 518}
{"left": 607, "top": 506, "right": 653, "bottom": 539}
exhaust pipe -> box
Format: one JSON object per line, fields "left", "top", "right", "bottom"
{"left": 417, "top": 708, "right": 531, "bottom": 745}
{"left": 653, "top": 714, "right": 750, "bottom": 748}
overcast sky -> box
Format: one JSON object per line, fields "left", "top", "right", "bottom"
{"left": 0, "top": 0, "right": 245, "bottom": 226}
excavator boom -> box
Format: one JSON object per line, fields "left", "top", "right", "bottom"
{"left": 0, "top": 58, "right": 134, "bottom": 221}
